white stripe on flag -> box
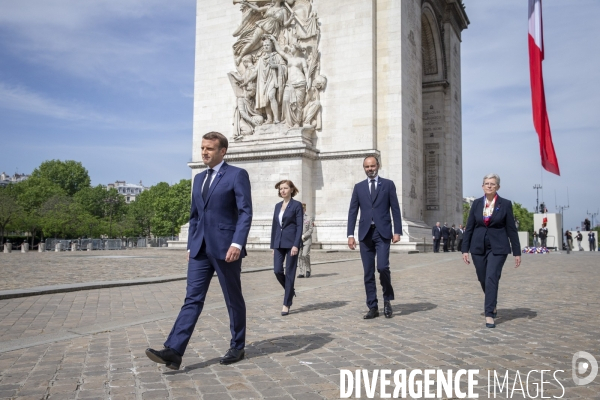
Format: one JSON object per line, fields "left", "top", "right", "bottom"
{"left": 528, "top": 0, "right": 543, "bottom": 49}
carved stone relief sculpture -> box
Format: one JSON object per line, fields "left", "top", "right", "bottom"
{"left": 229, "top": 0, "right": 326, "bottom": 139}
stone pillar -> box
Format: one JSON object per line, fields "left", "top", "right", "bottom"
{"left": 3, "top": 243, "right": 12, "bottom": 253}
{"left": 87, "top": 243, "right": 93, "bottom": 251}
{"left": 55, "top": 243, "right": 62, "bottom": 252}
{"left": 38, "top": 243, "right": 46, "bottom": 252}
{"left": 21, "top": 243, "right": 29, "bottom": 253}
{"left": 421, "top": 1, "right": 469, "bottom": 228}
{"left": 71, "top": 243, "right": 77, "bottom": 252}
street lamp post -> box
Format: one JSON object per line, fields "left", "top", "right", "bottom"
{"left": 104, "top": 197, "right": 119, "bottom": 239}
{"left": 533, "top": 184, "right": 542, "bottom": 213}
{"left": 587, "top": 209, "right": 598, "bottom": 229}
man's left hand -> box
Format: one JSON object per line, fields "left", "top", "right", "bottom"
{"left": 225, "top": 246, "right": 241, "bottom": 263}
{"left": 392, "top": 234, "right": 401, "bottom": 244}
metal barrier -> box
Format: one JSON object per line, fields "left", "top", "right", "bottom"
{"left": 39, "top": 237, "right": 174, "bottom": 251}
{"left": 45, "top": 239, "right": 72, "bottom": 251}
{"left": 104, "top": 239, "right": 123, "bottom": 250}
{"left": 80, "top": 239, "right": 103, "bottom": 250}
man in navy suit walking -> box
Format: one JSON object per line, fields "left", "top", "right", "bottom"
{"left": 347, "top": 156, "right": 402, "bottom": 319}
{"left": 146, "top": 131, "right": 252, "bottom": 369}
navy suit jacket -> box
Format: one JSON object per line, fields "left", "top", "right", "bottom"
{"left": 270, "top": 198, "right": 303, "bottom": 249}
{"left": 441, "top": 226, "right": 450, "bottom": 239}
{"left": 461, "top": 195, "right": 521, "bottom": 256}
{"left": 347, "top": 177, "right": 402, "bottom": 241}
{"left": 432, "top": 226, "right": 442, "bottom": 239}
{"left": 187, "top": 162, "right": 253, "bottom": 260}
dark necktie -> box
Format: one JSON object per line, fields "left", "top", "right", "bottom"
{"left": 370, "top": 179, "right": 376, "bottom": 202}
{"left": 202, "top": 169, "right": 214, "bottom": 201}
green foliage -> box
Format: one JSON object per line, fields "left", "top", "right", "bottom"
{"left": 512, "top": 202, "right": 533, "bottom": 234}
{"left": 127, "top": 190, "right": 155, "bottom": 237}
{"left": 31, "top": 160, "right": 91, "bottom": 196}
{"left": 74, "top": 185, "right": 110, "bottom": 218}
{"left": 13, "top": 176, "right": 66, "bottom": 211}
{"left": 463, "top": 203, "right": 470, "bottom": 226}
{"left": 39, "top": 195, "right": 95, "bottom": 238}
{"left": 0, "top": 186, "right": 24, "bottom": 244}
{"left": 151, "top": 179, "right": 192, "bottom": 237}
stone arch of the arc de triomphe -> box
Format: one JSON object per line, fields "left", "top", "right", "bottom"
{"left": 173, "top": 0, "right": 469, "bottom": 251}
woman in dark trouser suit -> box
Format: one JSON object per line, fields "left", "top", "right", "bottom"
{"left": 462, "top": 173, "right": 521, "bottom": 328}
{"left": 270, "top": 180, "right": 303, "bottom": 316}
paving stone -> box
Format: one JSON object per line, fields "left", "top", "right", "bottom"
{"left": 0, "top": 252, "right": 599, "bottom": 399}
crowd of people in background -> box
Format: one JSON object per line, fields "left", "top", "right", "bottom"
{"left": 431, "top": 222, "right": 464, "bottom": 253}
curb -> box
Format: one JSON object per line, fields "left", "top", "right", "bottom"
{"left": 0, "top": 258, "right": 361, "bottom": 300}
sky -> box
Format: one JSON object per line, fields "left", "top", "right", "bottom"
{"left": 0, "top": 0, "right": 599, "bottom": 230}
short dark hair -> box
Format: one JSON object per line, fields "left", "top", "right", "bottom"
{"left": 275, "top": 180, "right": 299, "bottom": 198}
{"left": 363, "top": 155, "right": 380, "bottom": 166}
{"left": 203, "top": 131, "right": 228, "bottom": 149}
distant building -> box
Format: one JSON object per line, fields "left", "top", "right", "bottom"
{"left": 107, "top": 180, "right": 148, "bottom": 203}
{"left": 463, "top": 196, "right": 476, "bottom": 207}
{"left": 0, "top": 172, "right": 30, "bottom": 187}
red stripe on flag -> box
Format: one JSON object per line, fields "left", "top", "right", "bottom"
{"left": 528, "top": 33, "right": 560, "bottom": 175}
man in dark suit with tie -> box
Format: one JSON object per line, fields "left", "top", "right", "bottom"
{"left": 347, "top": 156, "right": 402, "bottom": 319}
{"left": 432, "top": 222, "right": 442, "bottom": 253}
{"left": 146, "top": 131, "right": 252, "bottom": 369}
{"left": 441, "top": 222, "right": 450, "bottom": 252}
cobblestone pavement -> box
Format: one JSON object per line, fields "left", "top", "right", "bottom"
{"left": 0, "top": 250, "right": 357, "bottom": 291}
{"left": 0, "top": 251, "right": 599, "bottom": 399}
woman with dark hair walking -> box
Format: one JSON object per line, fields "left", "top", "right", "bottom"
{"left": 270, "top": 180, "right": 303, "bottom": 316}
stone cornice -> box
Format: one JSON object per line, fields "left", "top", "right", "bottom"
{"left": 188, "top": 148, "right": 381, "bottom": 168}
{"left": 422, "top": 80, "right": 450, "bottom": 91}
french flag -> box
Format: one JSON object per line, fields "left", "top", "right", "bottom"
{"left": 528, "top": 0, "right": 560, "bottom": 175}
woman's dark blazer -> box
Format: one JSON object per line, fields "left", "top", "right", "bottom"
{"left": 270, "top": 198, "right": 303, "bottom": 249}
{"left": 461, "top": 195, "right": 521, "bottom": 256}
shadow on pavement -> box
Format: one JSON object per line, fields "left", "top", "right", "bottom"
{"left": 396, "top": 302, "right": 438, "bottom": 316}
{"left": 494, "top": 308, "right": 538, "bottom": 325}
{"left": 305, "top": 272, "right": 339, "bottom": 278}
{"left": 177, "top": 333, "right": 334, "bottom": 372}
{"left": 293, "top": 300, "right": 349, "bottom": 314}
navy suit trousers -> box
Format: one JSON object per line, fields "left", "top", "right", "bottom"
{"left": 471, "top": 248, "right": 507, "bottom": 318}
{"left": 273, "top": 248, "right": 298, "bottom": 307}
{"left": 433, "top": 239, "right": 441, "bottom": 253}
{"left": 164, "top": 246, "right": 246, "bottom": 355}
{"left": 359, "top": 226, "right": 395, "bottom": 309}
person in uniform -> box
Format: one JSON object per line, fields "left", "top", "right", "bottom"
{"left": 297, "top": 203, "right": 314, "bottom": 278}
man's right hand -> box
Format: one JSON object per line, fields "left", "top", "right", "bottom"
{"left": 187, "top": 251, "right": 190, "bottom": 262}
{"left": 348, "top": 237, "right": 356, "bottom": 250}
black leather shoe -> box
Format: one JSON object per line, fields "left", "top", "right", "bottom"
{"left": 220, "top": 348, "right": 245, "bottom": 365}
{"left": 297, "top": 274, "right": 305, "bottom": 278}
{"left": 486, "top": 323, "right": 496, "bottom": 328}
{"left": 384, "top": 301, "right": 393, "bottom": 318}
{"left": 306, "top": 271, "right": 311, "bottom": 278}
{"left": 145, "top": 347, "right": 182, "bottom": 370}
{"left": 363, "top": 308, "right": 379, "bottom": 319}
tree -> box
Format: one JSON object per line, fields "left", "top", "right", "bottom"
{"left": 0, "top": 187, "right": 24, "bottom": 245}
{"left": 14, "top": 176, "right": 66, "bottom": 211}
{"left": 127, "top": 190, "right": 155, "bottom": 237}
{"left": 463, "top": 203, "right": 471, "bottom": 226}
{"left": 40, "top": 195, "right": 91, "bottom": 238}
{"left": 74, "top": 185, "right": 110, "bottom": 218}
{"left": 31, "top": 160, "right": 91, "bottom": 196}
{"left": 512, "top": 202, "right": 533, "bottom": 234}
{"left": 103, "top": 188, "right": 126, "bottom": 238}
{"left": 151, "top": 180, "right": 191, "bottom": 237}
